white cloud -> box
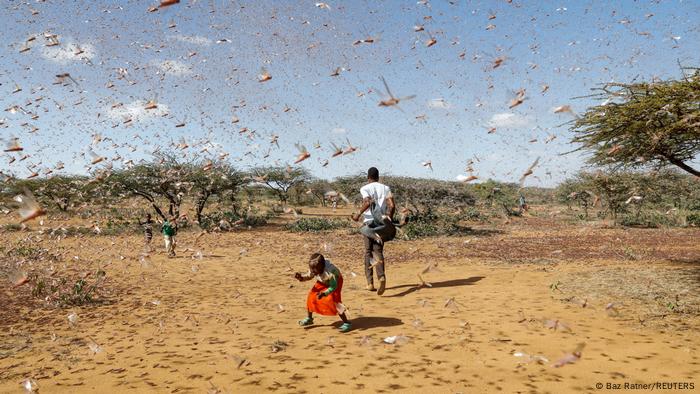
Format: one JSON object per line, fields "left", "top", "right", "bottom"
{"left": 154, "top": 60, "right": 192, "bottom": 76}
{"left": 171, "top": 34, "right": 212, "bottom": 46}
{"left": 41, "top": 40, "right": 96, "bottom": 64}
{"left": 332, "top": 127, "right": 346, "bottom": 134}
{"left": 487, "top": 112, "right": 531, "bottom": 129}
{"left": 107, "top": 100, "right": 169, "bottom": 122}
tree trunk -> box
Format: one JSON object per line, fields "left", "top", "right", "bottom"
{"left": 230, "top": 193, "right": 240, "bottom": 216}
{"left": 667, "top": 157, "right": 700, "bottom": 178}
{"left": 132, "top": 189, "right": 167, "bottom": 220}
{"left": 196, "top": 192, "right": 211, "bottom": 225}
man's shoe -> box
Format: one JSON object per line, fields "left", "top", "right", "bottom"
{"left": 377, "top": 277, "right": 386, "bottom": 295}
{"left": 366, "top": 284, "right": 377, "bottom": 292}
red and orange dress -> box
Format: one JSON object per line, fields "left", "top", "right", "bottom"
{"left": 302, "top": 260, "right": 345, "bottom": 316}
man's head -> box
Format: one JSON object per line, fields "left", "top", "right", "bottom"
{"left": 367, "top": 167, "right": 379, "bottom": 182}
{"left": 309, "top": 253, "right": 326, "bottom": 275}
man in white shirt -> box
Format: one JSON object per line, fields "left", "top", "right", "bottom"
{"left": 351, "top": 167, "right": 395, "bottom": 295}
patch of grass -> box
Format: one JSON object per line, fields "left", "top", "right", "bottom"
{"left": 285, "top": 217, "right": 348, "bottom": 232}
{"left": 4, "top": 243, "right": 61, "bottom": 262}
{"left": 30, "top": 269, "right": 107, "bottom": 307}
{"left": 558, "top": 266, "right": 700, "bottom": 328}
{"left": 1, "top": 223, "right": 23, "bottom": 232}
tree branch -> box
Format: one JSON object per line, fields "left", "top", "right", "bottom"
{"left": 665, "top": 156, "right": 700, "bottom": 177}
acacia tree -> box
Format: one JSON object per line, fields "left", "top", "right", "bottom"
{"left": 306, "top": 178, "right": 332, "bottom": 206}
{"left": 331, "top": 174, "right": 366, "bottom": 205}
{"left": 471, "top": 179, "right": 521, "bottom": 216}
{"left": 188, "top": 161, "right": 245, "bottom": 225}
{"left": 107, "top": 164, "right": 168, "bottom": 220}
{"left": 107, "top": 155, "right": 192, "bottom": 220}
{"left": 558, "top": 169, "right": 700, "bottom": 223}
{"left": 250, "top": 166, "right": 310, "bottom": 205}
{"left": 11, "top": 175, "right": 89, "bottom": 212}
{"left": 556, "top": 176, "right": 598, "bottom": 218}
{"left": 571, "top": 69, "right": 700, "bottom": 177}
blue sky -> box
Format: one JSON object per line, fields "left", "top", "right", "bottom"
{"left": 1, "top": 0, "right": 698, "bottom": 187}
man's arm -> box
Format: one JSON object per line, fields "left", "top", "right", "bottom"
{"left": 385, "top": 195, "right": 396, "bottom": 219}
{"left": 352, "top": 197, "right": 372, "bottom": 222}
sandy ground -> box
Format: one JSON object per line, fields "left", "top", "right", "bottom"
{"left": 1, "top": 213, "right": 699, "bottom": 393}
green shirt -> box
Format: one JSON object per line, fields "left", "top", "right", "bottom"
{"left": 162, "top": 221, "right": 176, "bottom": 236}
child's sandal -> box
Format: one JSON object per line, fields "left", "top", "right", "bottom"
{"left": 298, "top": 317, "right": 314, "bottom": 326}
{"left": 338, "top": 322, "right": 352, "bottom": 333}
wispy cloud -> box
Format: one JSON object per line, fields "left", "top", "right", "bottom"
{"left": 170, "top": 34, "right": 212, "bottom": 46}
{"left": 154, "top": 60, "right": 193, "bottom": 76}
{"left": 107, "top": 100, "right": 169, "bottom": 122}
{"left": 487, "top": 112, "right": 531, "bottom": 129}
{"left": 41, "top": 39, "right": 96, "bottom": 64}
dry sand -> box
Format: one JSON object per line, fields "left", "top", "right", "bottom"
{"left": 1, "top": 213, "right": 699, "bottom": 393}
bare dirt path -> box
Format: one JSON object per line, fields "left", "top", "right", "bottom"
{"left": 1, "top": 224, "right": 699, "bottom": 393}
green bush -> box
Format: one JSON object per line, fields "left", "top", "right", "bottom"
{"left": 400, "top": 213, "right": 467, "bottom": 240}
{"left": 619, "top": 211, "right": 682, "bottom": 228}
{"left": 402, "top": 221, "right": 441, "bottom": 239}
{"left": 459, "top": 207, "right": 485, "bottom": 222}
{"left": 687, "top": 212, "right": 700, "bottom": 227}
{"left": 285, "top": 217, "right": 348, "bottom": 232}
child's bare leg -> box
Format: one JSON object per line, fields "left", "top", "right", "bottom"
{"left": 338, "top": 312, "right": 349, "bottom": 323}
{"left": 308, "top": 311, "right": 313, "bottom": 319}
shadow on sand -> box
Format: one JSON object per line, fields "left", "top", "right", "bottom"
{"left": 305, "top": 316, "right": 403, "bottom": 332}
{"left": 340, "top": 316, "right": 403, "bottom": 331}
{"left": 304, "top": 316, "right": 403, "bottom": 331}
{"left": 384, "top": 276, "right": 485, "bottom": 297}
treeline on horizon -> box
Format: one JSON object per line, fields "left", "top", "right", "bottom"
{"left": 1, "top": 157, "right": 699, "bottom": 231}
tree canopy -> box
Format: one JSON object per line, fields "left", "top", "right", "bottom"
{"left": 250, "top": 166, "right": 311, "bottom": 205}
{"left": 571, "top": 69, "right": 700, "bottom": 177}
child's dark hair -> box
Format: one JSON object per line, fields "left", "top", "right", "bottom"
{"left": 309, "top": 253, "right": 325, "bottom": 265}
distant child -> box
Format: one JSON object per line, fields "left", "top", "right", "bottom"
{"left": 294, "top": 253, "right": 351, "bottom": 332}
{"left": 518, "top": 193, "right": 529, "bottom": 213}
{"left": 161, "top": 216, "right": 178, "bottom": 258}
{"left": 138, "top": 213, "right": 154, "bottom": 251}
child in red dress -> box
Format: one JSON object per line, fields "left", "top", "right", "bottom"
{"left": 294, "top": 253, "right": 351, "bottom": 332}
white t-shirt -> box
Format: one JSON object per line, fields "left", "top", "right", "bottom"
{"left": 360, "top": 182, "right": 392, "bottom": 224}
